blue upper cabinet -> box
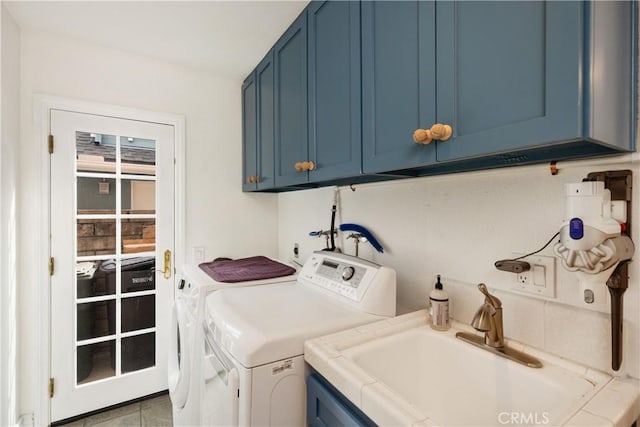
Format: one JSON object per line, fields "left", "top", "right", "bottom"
{"left": 247, "top": 0, "right": 635, "bottom": 191}
{"left": 362, "top": 0, "right": 635, "bottom": 174}
{"left": 307, "top": 1, "right": 362, "bottom": 182}
{"left": 241, "top": 72, "right": 258, "bottom": 191}
{"left": 435, "top": 1, "right": 582, "bottom": 161}
{"left": 256, "top": 53, "right": 276, "bottom": 190}
{"left": 274, "top": 12, "right": 309, "bottom": 187}
{"left": 242, "top": 53, "right": 276, "bottom": 191}
{"left": 361, "top": 1, "right": 437, "bottom": 174}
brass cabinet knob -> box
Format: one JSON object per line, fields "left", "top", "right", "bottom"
{"left": 305, "top": 161, "right": 315, "bottom": 171}
{"left": 413, "top": 128, "right": 433, "bottom": 144}
{"left": 430, "top": 123, "right": 453, "bottom": 141}
{"left": 294, "top": 162, "right": 303, "bottom": 171}
{"left": 246, "top": 175, "right": 259, "bottom": 183}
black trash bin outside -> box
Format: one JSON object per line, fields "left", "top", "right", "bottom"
{"left": 99, "top": 257, "right": 156, "bottom": 372}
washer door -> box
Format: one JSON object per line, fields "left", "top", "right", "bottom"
{"left": 168, "top": 299, "right": 191, "bottom": 409}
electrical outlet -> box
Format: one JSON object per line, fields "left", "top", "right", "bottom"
{"left": 516, "top": 272, "right": 530, "bottom": 285}
{"left": 511, "top": 253, "right": 556, "bottom": 298}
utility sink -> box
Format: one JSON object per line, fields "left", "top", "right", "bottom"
{"left": 303, "top": 310, "right": 636, "bottom": 426}
{"left": 343, "top": 327, "right": 600, "bottom": 426}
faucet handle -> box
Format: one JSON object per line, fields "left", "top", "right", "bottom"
{"left": 477, "top": 283, "right": 502, "bottom": 308}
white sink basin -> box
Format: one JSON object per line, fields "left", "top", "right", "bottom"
{"left": 342, "top": 326, "right": 601, "bottom": 426}
{"left": 303, "top": 311, "right": 635, "bottom": 426}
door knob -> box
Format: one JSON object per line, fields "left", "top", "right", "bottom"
{"left": 163, "top": 249, "right": 172, "bottom": 280}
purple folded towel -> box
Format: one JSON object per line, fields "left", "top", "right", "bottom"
{"left": 198, "top": 256, "right": 296, "bottom": 283}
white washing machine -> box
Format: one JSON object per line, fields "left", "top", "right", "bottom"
{"left": 168, "top": 261, "right": 297, "bottom": 427}
{"left": 203, "top": 251, "right": 396, "bottom": 426}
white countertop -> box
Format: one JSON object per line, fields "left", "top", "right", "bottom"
{"left": 304, "top": 310, "right": 640, "bottom": 427}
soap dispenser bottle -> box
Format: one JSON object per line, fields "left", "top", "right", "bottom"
{"left": 429, "top": 275, "right": 450, "bottom": 331}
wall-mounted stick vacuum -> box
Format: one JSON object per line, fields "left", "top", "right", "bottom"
{"left": 553, "top": 170, "right": 634, "bottom": 371}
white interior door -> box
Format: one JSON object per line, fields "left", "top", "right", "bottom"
{"left": 49, "top": 109, "right": 175, "bottom": 422}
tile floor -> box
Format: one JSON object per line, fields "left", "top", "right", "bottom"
{"left": 56, "top": 393, "right": 172, "bottom": 427}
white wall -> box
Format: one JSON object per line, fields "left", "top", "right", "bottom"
{"left": 18, "top": 30, "right": 279, "bottom": 421}
{"left": 1, "top": 4, "right": 21, "bottom": 426}
{"left": 279, "top": 157, "right": 640, "bottom": 379}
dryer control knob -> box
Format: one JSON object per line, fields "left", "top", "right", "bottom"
{"left": 342, "top": 266, "right": 355, "bottom": 281}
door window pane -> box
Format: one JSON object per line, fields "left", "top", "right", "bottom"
{"left": 77, "top": 300, "right": 115, "bottom": 341}
{"left": 121, "top": 295, "right": 155, "bottom": 332}
{"left": 77, "top": 219, "right": 116, "bottom": 257}
{"left": 122, "top": 219, "right": 155, "bottom": 254}
{"left": 122, "top": 333, "right": 155, "bottom": 373}
{"left": 77, "top": 340, "right": 115, "bottom": 385}
{"left": 76, "top": 132, "right": 117, "bottom": 173}
{"left": 121, "top": 257, "right": 155, "bottom": 293}
{"left": 122, "top": 179, "right": 155, "bottom": 214}
{"left": 77, "top": 177, "right": 116, "bottom": 214}
{"left": 120, "top": 136, "right": 156, "bottom": 171}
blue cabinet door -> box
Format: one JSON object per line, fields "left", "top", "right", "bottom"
{"left": 362, "top": 1, "right": 437, "bottom": 174}
{"left": 274, "top": 12, "right": 309, "bottom": 187}
{"left": 307, "top": 374, "right": 375, "bottom": 427}
{"left": 242, "top": 72, "right": 258, "bottom": 192}
{"left": 308, "top": 0, "right": 362, "bottom": 182}
{"left": 256, "top": 52, "right": 275, "bottom": 190}
{"left": 435, "top": 1, "right": 582, "bottom": 161}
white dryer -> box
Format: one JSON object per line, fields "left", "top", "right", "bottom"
{"left": 203, "top": 252, "right": 396, "bottom": 426}
{"left": 168, "top": 261, "right": 297, "bottom": 427}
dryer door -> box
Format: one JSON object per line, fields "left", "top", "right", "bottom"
{"left": 168, "top": 299, "right": 191, "bottom": 409}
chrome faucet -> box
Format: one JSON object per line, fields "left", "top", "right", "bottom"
{"left": 456, "top": 283, "right": 543, "bottom": 368}
{"left": 471, "top": 283, "right": 504, "bottom": 348}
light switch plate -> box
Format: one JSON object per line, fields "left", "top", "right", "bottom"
{"left": 511, "top": 253, "right": 556, "bottom": 298}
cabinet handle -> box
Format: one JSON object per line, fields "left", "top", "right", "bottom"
{"left": 413, "top": 124, "right": 453, "bottom": 144}
{"left": 253, "top": 175, "right": 260, "bottom": 183}
{"left": 430, "top": 123, "right": 453, "bottom": 141}
{"left": 413, "top": 128, "right": 433, "bottom": 144}
{"left": 295, "top": 161, "right": 315, "bottom": 172}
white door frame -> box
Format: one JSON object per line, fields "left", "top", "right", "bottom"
{"left": 33, "top": 95, "right": 185, "bottom": 426}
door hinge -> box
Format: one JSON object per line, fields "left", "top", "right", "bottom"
{"left": 49, "top": 257, "right": 55, "bottom": 276}
{"left": 49, "top": 378, "right": 55, "bottom": 398}
{"left": 48, "top": 135, "right": 54, "bottom": 154}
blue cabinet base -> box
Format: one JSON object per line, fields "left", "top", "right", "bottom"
{"left": 307, "top": 373, "right": 376, "bottom": 427}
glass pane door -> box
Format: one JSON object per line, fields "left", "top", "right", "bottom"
{"left": 75, "top": 131, "right": 158, "bottom": 385}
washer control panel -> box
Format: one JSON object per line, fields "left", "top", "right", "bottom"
{"left": 300, "top": 252, "right": 380, "bottom": 302}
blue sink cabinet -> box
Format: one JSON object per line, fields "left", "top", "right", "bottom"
{"left": 307, "top": 373, "right": 376, "bottom": 427}
{"left": 362, "top": 0, "right": 636, "bottom": 176}
{"left": 243, "top": 53, "right": 276, "bottom": 191}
